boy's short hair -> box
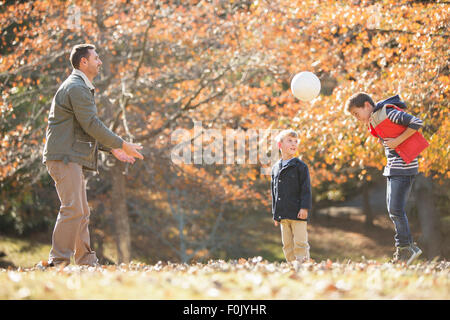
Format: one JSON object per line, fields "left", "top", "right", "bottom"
{"left": 345, "top": 92, "right": 375, "bottom": 112}
{"left": 275, "top": 129, "right": 298, "bottom": 144}
{"left": 70, "top": 44, "right": 96, "bottom": 69}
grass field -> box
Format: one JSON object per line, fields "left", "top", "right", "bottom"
{"left": 1, "top": 258, "right": 449, "bottom": 299}
{"left": 1, "top": 213, "right": 448, "bottom": 300}
{"left": 1, "top": 213, "right": 397, "bottom": 268}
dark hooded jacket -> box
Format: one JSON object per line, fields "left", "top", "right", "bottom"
{"left": 373, "top": 94, "right": 407, "bottom": 113}
{"left": 271, "top": 157, "right": 312, "bottom": 222}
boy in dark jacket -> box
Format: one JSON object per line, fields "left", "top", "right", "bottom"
{"left": 346, "top": 92, "right": 424, "bottom": 265}
{"left": 271, "top": 129, "right": 312, "bottom": 262}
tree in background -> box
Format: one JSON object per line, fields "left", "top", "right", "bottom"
{"left": 1, "top": 0, "right": 448, "bottom": 262}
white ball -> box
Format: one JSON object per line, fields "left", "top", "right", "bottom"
{"left": 290, "top": 71, "right": 321, "bottom": 101}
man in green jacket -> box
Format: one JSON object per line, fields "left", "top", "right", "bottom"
{"left": 42, "top": 43, "right": 143, "bottom": 267}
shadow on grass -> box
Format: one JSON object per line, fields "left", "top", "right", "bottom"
{"left": 310, "top": 212, "right": 394, "bottom": 247}
{"left": 0, "top": 258, "right": 16, "bottom": 268}
{"left": 0, "top": 233, "right": 52, "bottom": 269}
{"left": 248, "top": 211, "right": 397, "bottom": 262}
{"left": 0, "top": 251, "right": 16, "bottom": 268}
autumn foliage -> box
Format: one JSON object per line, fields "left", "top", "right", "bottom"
{"left": 0, "top": 0, "right": 448, "bottom": 262}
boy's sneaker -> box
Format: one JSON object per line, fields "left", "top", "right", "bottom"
{"left": 392, "top": 243, "right": 422, "bottom": 265}
{"left": 409, "top": 243, "right": 423, "bottom": 264}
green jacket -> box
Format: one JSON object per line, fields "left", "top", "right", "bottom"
{"left": 42, "top": 72, "right": 123, "bottom": 171}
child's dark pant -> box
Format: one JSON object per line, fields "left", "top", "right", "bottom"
{"left": 386, "top": 175, "right": 415, "bottom": 247}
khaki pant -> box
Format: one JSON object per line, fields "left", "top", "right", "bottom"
{"left": 280, "top": 219, "right": 310, "bottom": 262}
{"left": 46, "top": 160, "right": 98, "bottom": 266}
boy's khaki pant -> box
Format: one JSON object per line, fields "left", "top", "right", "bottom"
{"left": 46, "top": 160, "right": 98, "bottom": 266}
{"left": 280, "top": 219, "right": 310, "bottom": 262}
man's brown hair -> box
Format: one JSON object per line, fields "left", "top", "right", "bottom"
{"left": 70, "top": 44, "right": 96, "bottom": 69}
{"left": 345, "top": 92, "right": 375, "bottom": 112}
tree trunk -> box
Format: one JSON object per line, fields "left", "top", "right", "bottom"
{"left": 111, "top": 161, "right": 131, "bottom": 263}
{"left": 414, "top": 174, "right": 441, "bottom": 259}
{"left": 362, "top": 183, "right": 374, "bottom": 227}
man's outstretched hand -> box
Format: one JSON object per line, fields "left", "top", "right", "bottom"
{"left": 111, "top": 148, "right": 136, "bottom": 164}
{"left": 111, "top": 141, "right": 144, "bottom": 163}
{"left": 122, "top": 141, "right": 144, "bottom": 160}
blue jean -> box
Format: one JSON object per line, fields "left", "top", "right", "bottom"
{"left": 386, "top": 175, "right": 415, "bottom": 247}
